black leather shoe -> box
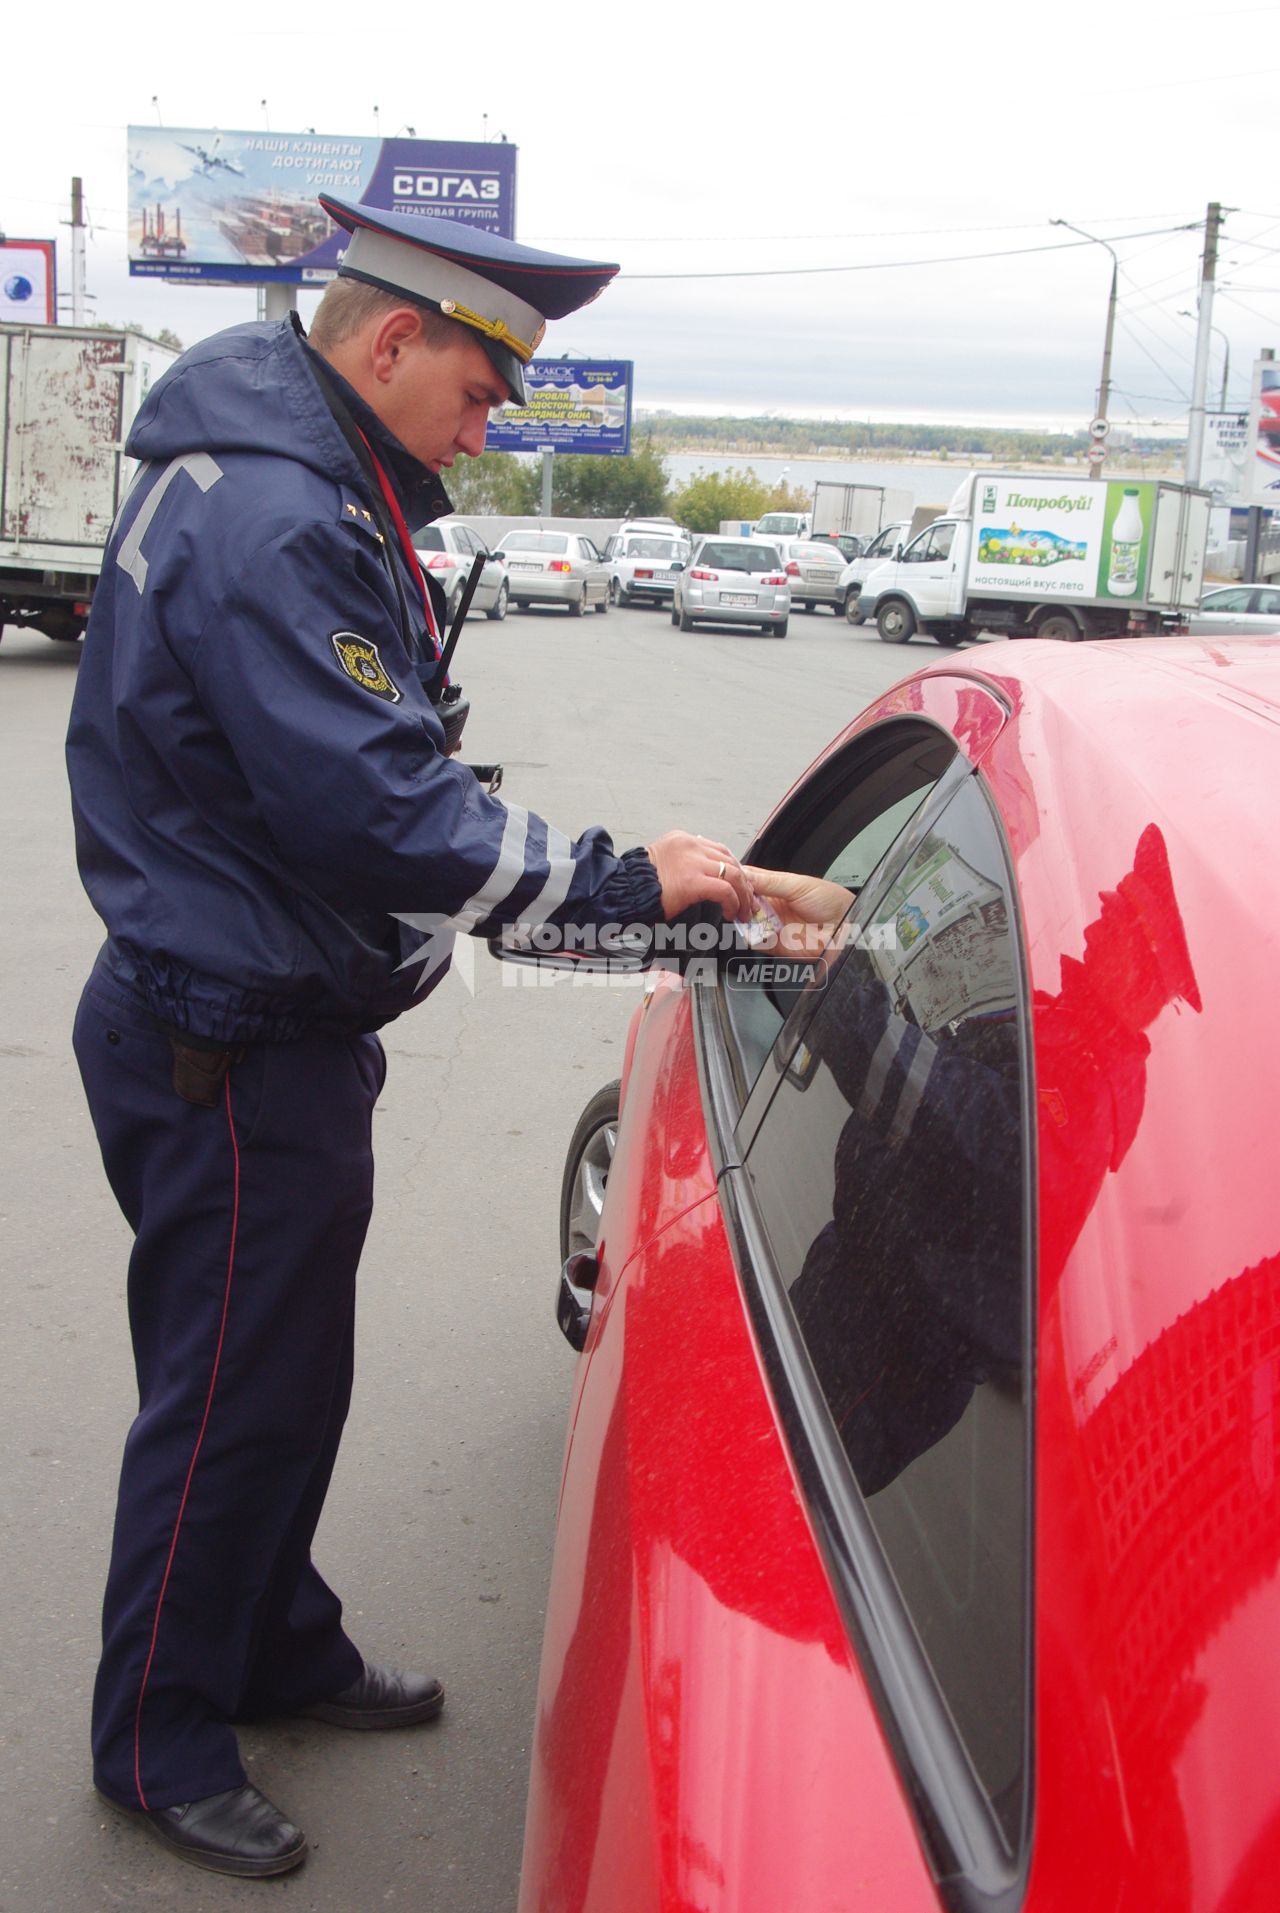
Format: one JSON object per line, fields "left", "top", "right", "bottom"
{"left": 296, "top": 1659, "right": 445, "bottom": 1730}
{"left": 97, "top": 1782, "right": 306, "bottom": 1877}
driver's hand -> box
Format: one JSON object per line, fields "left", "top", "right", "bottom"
{"left": 742, "top": 866, "right": 856, "bottom": 955}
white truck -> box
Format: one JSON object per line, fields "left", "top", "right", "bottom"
{"left": 856, "top": 471, "right": 1210, "bottom": 646}
{"left": 1, "top": 322, "right": 178, "bottom": 643}
{"left": 811, "top": 479, "right": 913, "bottom": 543}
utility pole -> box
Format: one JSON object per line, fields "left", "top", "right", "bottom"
{"left": 1051, "top": 219, "right": 1118, "bottom": 475}
{"left": 70, "top": 175, "right": 87, "bottom": 325}
{"left": 1185, "top": 202, "right": 1223, "bottom": 487}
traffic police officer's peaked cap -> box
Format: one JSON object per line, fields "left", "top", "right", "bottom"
{"left": 320, "top": 194, "right": 619, "bottom": 406}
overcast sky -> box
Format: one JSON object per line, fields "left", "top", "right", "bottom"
{"left": 5, "top": 0, "right": 1277, "bottom": 431}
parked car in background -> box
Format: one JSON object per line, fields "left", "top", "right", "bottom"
{"left": 754, "top": 508, "right": 811, "bottom": 541}
{"left": 839, "top": 520, "right": 913, "bottom": 622}
{"left": 511, "top": 635, "right": 1280, "bottom": 1913}
{"left": 1186, "top": 582, "right": 1280, "bottom": 633}
{"left": 495, "top": 530, "right": 611, "bottom": 615}
{"left": 603, "top": 527, "right": 692, "bottom": 606}
{"left": 414, "top": 521, "right": 509, "bottom": 621}
{"left": 670, "top": 537, "right": 790, "bottom": 636}
{"left": 810, "top": 530, "right": 864, "bottom": 561}
{"left": 774, "top": 537, "right": 847, "bottom": 612}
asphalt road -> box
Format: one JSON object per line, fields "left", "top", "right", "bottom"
{"left": 0, "top": 598, "right": 939, "bottom": 1912}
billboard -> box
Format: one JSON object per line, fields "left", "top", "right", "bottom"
{"left": 486, "top": 361, "right": 633, "bottom": 456}
{"left": 970, "top": 476, "right": 1158, "bottom": 603}
{"left": 1, "top": 239, "right": 56, "bottom": 324}
{"left": 1202, "top": 411, "right": 1250, "bottom": 503}
{"left": 127, "top": 128, "right": 516, "bottom": 284}
{"left": 1243, "top": 355, "right": 1280, "bottom": 510}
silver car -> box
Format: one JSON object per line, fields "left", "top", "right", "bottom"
{"left": 414, "top": 521, "right": 509, "bottom": 621}
{"left": 670, "top": 537, "right": 790, "bottom": 637}
{"left": 1186, "top": 583, "right": 1280, "bottom": 635}
{"left": 774, "top": 537, "right": 848, "bottom": 613}
{"left": 496, "top": 531, "right": 611, "bottom": 616}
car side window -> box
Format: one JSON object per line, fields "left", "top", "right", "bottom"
{"left": 1255, "top": 587, "right": 1280, "bottom": 615}
{"left": 719, "top": 723, "right": 957, "bottom": 1098}
{"left": 744, "top": 772, "right": 1029, "bottom": 1853}
{"left": 1205, "top": 587, "right": 1252, "bottom": 611}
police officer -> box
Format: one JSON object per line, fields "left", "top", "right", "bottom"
{"left": 66, "top": 198, "right": 754, "bottom": 1878}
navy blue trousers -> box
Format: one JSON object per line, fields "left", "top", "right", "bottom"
{"left": 74, "top": 955, "right": 384, "bottom": 1809}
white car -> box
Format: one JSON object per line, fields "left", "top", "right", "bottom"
{"left": 754, "top": 510, "right": 811, "bottom": 541}
{"left": 414, "top": 521, "right": 509, "bottom": 621}
{"left": 603, "top": 527, "right": 692, "bottom": 606}
{"left": 496, "top": 531, "right": 611, "bottom": 615}
{"left": 837, "top": 521, "right": 913, "bottom": 623}
{"left": 670, "top": 536, "right": 790, "bottom": 637}
{"left": 1186, "top": 582, "right": 1280, "bottom": 634}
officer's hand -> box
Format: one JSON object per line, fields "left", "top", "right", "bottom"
{"left": 742, "top": 866, "right": 856, "bottom": 955}
{"left": 648, "top": 832, "right": 753, "bottom": 921}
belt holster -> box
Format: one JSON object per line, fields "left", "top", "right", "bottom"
{"left": 169, "top": 1038, "right": 244, "bottom": 1108}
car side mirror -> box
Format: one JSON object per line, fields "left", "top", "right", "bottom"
{"left": 894, "top": 544, "right": 904, "bottom": 560}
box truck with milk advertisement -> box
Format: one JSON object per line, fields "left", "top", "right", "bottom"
{"left": 856, "top": 471, "right": 1210, "bottom": 645}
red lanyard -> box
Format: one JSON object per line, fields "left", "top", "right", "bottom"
{"left": 356, "top": 428, "right": 440, "bottom": 648}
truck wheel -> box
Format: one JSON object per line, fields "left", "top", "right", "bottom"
{"left": 877, "top": 600, "right": 916, "bottom": 644}
{"left": 1035, "top": 611, "right": 1083, "bottom": 642}
{"left": 932, "top": 630, "right": 964, "bottom": 647}
{"left": 844, "top": 594, "right": 866, "bottom": 626}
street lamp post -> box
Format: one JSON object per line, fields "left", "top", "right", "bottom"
{"left": 1052, "top": 219, "right": 1119, "bottom": 472}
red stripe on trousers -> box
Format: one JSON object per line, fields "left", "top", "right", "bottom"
{"left": 131, "top": 1071, "right": 242, "bottom": 1810}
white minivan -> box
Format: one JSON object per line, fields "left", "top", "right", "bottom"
{"left": 837, "top": 521, "right": 913, "bottom": 623}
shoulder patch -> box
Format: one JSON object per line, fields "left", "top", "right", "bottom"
{"left": 331, "top": 631, "right": 402, "bottom": 702}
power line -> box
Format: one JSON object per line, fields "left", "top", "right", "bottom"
{"left": 620, "top": 223, "right": 1195, "bottom": 283}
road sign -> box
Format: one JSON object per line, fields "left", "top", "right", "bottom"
{"left": 1086, "top": 443, "right": 1108, "bottom": 463}
{"left": 1089, "top": 417, "right": 1110, "bottom": 439}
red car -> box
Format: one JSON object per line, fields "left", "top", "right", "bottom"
{"left": 510, "top": 637, "right": 1280, "bottom": 1913}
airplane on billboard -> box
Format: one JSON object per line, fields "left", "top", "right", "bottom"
{"left": 178, "top": 137, "right": 245, "bottom": 179}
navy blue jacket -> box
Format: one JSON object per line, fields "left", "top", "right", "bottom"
{"left": 66, "top": 318, "right": 662, "bottom": 1042}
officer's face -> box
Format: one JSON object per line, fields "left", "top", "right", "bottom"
{"left": 381, "top": 326, "right": 511, "bottom": 472}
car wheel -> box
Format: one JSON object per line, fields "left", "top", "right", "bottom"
{"left": 803, "top": 600, "right": 814, "bottom": 613}
{"left": 487, "top": 581, "right": 509, "bottom": 622}
{"left": 1035, "top": 611, "right": 1083, "bottom": 642}
{"left": 772, "top": 619, "right": 789, "bottom": 638}
{"left": 877, "top": 599, "right": 917, "bottom": 644}
{"left": 559, "top": 1080, "right": 622, "bottom": 1263}
{"left": 679, "top": 607, "right": 696, "bottom": 631}
{"left": 608, "top": 577, "right": 620, "bottom": 605}
{"left": 594, "top": 596, "right": 608, "bottom": 614}
{"left": 570, "top": 590, "right": 586, "bottom": 617}
{"left": 844, "top": 595, "right": 866, "bottom": 626}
